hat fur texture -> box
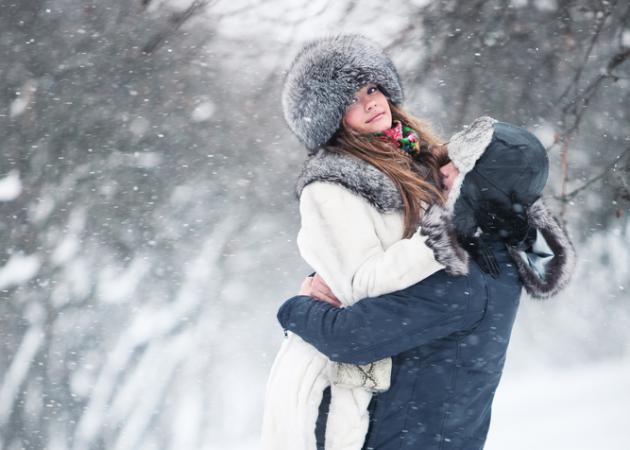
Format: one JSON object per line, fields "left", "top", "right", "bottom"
{"left": 282, "top": 34, "right": 404, "bottom": 152}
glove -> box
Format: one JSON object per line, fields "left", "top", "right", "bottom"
{"left": 475, "top": 192, "right": 536, "bottom": 249}
{"left": 458, "top": 233, "right": 501, "bottom": 278}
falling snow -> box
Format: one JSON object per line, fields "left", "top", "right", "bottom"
{"left": 1, "top": 0, "right": 629, "bottom": 449}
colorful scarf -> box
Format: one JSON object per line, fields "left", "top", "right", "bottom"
{"left": 373, "top": 120, "right": 421, "bottom": 157}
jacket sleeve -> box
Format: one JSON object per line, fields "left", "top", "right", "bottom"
{"left": 297, "top": 182, "right": 445, "bottom": 305}
{"left": 277, "top": 285, "right": 483, "bottom": 365}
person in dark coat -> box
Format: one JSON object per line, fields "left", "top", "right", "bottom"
{"left": 278, "top": 117, "right": 576, "bottom": 450}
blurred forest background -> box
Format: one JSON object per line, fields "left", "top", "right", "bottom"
{"left": 1, "top": 0, "right": 629, "bottom": 449}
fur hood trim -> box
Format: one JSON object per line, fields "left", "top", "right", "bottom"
{"left": 296, "top": 149, "right": 403, "bottom": 212}
{"left": 507, "top": 199, "right": 577, "bottom": 299}
{"left": 445, "top": 116, "right": 498, "bottom": 210}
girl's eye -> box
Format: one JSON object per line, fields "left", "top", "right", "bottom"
{"left": 367, "top": 86, "right": 378, "bottom": 94}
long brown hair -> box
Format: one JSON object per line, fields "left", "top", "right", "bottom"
{"left": 325, "top": 102, "right": 450, "bottom": 238}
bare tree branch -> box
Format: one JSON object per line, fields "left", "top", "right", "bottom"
{"left": 142, "top": 0, "right": 212, "bottom": 54}
{"left": 554, "top": 147, "right": 630, "bottom": 202}
{"left": 555, "top": 0, "right": 617, "bottom": 104}
{"left": 560, "top": 46, "right": 630, "bottom": 137}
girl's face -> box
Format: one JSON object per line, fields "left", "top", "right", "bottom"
{"left": 343, "top": 83, "right": 393, "bottom": 134}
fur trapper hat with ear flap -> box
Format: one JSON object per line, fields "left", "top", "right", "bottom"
{"left": 444, "top": 116, "right": 576, "bottom": 298}
{"left": 282, "top": 34, "right": 404, "bottom": 153}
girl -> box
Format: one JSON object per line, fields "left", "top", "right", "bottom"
{"left": 261, "top": 34, "right": 469, "bottom": 450}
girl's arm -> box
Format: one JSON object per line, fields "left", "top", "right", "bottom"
{"left": 297, "top": 182, "right": 445, "bottom": 305}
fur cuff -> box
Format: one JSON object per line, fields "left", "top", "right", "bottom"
{"left": 420, "top": 203, "right": 470, "bottom": 276}
{"left": 506, "top": 199, "right": 577, "bottom": 299}
{"left": 445, "top": 116, "right": 497, "bottom": 211}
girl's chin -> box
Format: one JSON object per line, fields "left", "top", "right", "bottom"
{"left": 370, "top": 118, "right": 393, "bottom": 132}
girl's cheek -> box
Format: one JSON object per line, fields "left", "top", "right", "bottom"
{"left": 344, "top": 109, "right": 361, "bottom": 130}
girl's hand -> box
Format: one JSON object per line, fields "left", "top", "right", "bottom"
{"left": 298, "top": 276, "right": 314, "bottom": 296}
{"left": 298, "top": 274, "right": 342, "bottom": 308}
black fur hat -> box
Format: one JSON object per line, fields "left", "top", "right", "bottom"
{"left": 282, "top": 34, "right": 404, "bottom": 152}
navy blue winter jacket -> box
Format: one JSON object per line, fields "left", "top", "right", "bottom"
{"left": 277, "top": 239, "right": 522, "bottom": 450}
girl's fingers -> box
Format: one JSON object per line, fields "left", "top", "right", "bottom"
{"left": 303, "top": 273, "right": 341, "bottom": 307}
{"left": 311, "top": 286, "right": 342, "bottom": 307}
{"left": 312, "top": 274, "right": 339, "bottom": 301}
{"left": 314, "top": 293, "right": 342, "bottom": 308}
{"left": 316, "top": 288, "right": 341, "bottom": 306}
{"left": 298, "top": 276, "right": 314, "bottom": 296}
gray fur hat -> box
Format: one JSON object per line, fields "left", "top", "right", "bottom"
{"left": 282, "top": 34, "right": 404, "bottom": 152}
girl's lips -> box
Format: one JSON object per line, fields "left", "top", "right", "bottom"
{"left": 366, "top": 112, "right": 385, "bottom": 123}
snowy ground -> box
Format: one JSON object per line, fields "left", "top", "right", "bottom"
{"left": 222, "top": 357, "right": 630, "bottom": 450}
{"left": 486, "top": 357, "right": 630, "bottom": 450}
